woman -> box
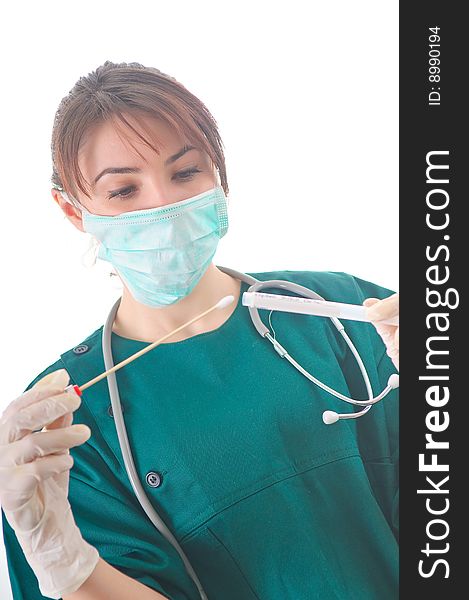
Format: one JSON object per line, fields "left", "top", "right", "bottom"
{"left": 0, "top": 61, "right": 399, "bottom": 600}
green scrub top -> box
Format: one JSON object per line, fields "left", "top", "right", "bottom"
{"left": 2, "top": 269, "right": 399, "bottom": 600}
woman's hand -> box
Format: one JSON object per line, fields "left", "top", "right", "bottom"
{"left": 363, "top": 293, "right": 399, "bottom": 371}
{"left": 0, "top": 369, "right": 100, "bottom": 599}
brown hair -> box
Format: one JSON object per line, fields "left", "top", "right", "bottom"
{"left": 51, "top": 60, "right": 229, "bottom": 201}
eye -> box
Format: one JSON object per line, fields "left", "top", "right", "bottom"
{"left": 107, "top": 186, "right": 136, "bottom": 200}
{"left": 173, "top": 167, "right": 202, "bottom": 181}
{"left": 106, "top": 167, "right": 202, "bottom": 200}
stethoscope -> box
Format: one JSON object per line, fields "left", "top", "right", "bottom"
{"left": 101, "top": 266, "right": 399, "bottom": 600}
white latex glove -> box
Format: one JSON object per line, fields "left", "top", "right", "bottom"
{"left": 0, "top": 368, "right": 100, "bottom": 599}
{"left": 364, "top": 293, "right": 399, "bottom": 371}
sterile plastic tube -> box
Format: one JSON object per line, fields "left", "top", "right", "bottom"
{"left": 242, "top": 292, "right": 399, "bottom": 326}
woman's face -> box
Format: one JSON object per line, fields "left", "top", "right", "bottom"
{"left": 53, "top": 112, "right": 218, "bottom": 229}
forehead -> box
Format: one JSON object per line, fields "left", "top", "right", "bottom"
{"left": 78, "top": 113, "right": 186, "bottom": 178}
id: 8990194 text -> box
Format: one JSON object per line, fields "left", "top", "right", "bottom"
{"left": 428, "top": 26, "right": 441, "bottom": 106}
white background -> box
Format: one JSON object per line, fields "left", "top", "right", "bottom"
{"left": 0, "top": 1, "right": 398, "bottom": 597}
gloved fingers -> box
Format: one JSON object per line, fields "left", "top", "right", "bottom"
{"left": 0, "top": 453, "right": 75, "bottom": 514}
{"left": 363, "top": 297, "right": 379, "bottom": 308}
{"left": 44, "top": 408, "right": 73, "bottom": 432}
{"left": 42, "top": 414, "right": 75, "bottom": 495}
{"left": 363, "top": 296, "right": 399, "bottom": 337}
{"left": 1, "top": 425, "right": 91, "bottom": 468}
{"left": 363, "top": 296, "right": 400, "bottom": 371}
{"left": 374, "top": 325, "right": 400, "bottom": 356}
{"left": 31, "top": 369, "right": 70, "bottom": 391}
{"left": 23, "top": 451, "right": 76, "bottom": 481}
{"left": 52, "top": 448, "right": 72, "bottom": 497}
{"left": 0, "top": 388, "right": 82, "bottom": 446}
{"left": 364, "top": 293, "right": 399, "bottom": 322}
{"left": 0, "top": 369, "right": 70, "bottom": 425}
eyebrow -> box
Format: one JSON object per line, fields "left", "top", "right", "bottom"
{"left": 92, "top": 145, "right": 197, "bottom": 186}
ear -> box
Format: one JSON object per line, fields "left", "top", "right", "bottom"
{"left": 51, "top": 188, "right": 85, "bottom": 233}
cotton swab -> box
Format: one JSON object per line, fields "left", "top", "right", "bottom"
{"left": 66, "top": 294, "right": 235, "bottom": 397}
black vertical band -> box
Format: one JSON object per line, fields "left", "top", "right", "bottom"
{"left": 400, "top": 2, "right": 465, "bottom": 596}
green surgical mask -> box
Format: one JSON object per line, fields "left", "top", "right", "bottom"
{"left": 77, "top": 185, "right": 229, "bottom": 307}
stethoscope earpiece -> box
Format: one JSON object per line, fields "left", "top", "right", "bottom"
{"left": 322, "top": 411, "right": 340, "bottom": 425}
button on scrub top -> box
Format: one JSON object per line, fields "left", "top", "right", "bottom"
{"left": 2, "top": 270, "right": 399, "bottom": 600}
